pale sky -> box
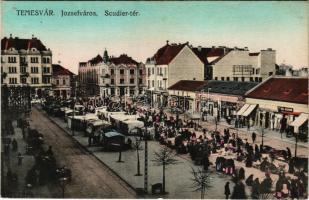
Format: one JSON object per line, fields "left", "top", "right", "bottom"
{"left": 2, "top": 1, "right": 308, "bottom": 74}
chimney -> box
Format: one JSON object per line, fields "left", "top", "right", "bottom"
{"left": 9, "top": 34, "right": 12, "bottom": 38}
{"left": 212, "top": 46, "right": 215, "bottom": 49}
{"left": 267, "top": 48, "right": 272, "bottom": 51}
{"left": 198, "top": 46, "right": 202, "bottom": 52}
{"left": 166, "top": 40, "right": 169, "bottom": 45}
{"left": 244, "top": 47, "right": 248, "bottom": 51}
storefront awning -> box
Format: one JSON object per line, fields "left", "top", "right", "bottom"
{"left": 242, "top": 104, "right": 257, "bottom": 117}
{"left": 290, "top": 113, "right": 308, "bottom": 133}
{"left": 236, "top": 104, "right": 250, "bottom": 116}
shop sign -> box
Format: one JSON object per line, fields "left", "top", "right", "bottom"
{"left": 278, "top": 106, "right": 293, "bottom": 112}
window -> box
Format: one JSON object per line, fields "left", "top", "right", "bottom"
{"left": 214, "top": 77, "right": 218, "bottom": 80}
{"left": 20, "top": 57, "right": 26, "bottom": 63}
{"left": 259, "top": 77, "right": 262, "bottom": 82}
{"left": 56, "top": 80, "right": 59, "bottom": 85}
{"left": 130, "top": 78, "right": 134, "bottom": 84}
{"left": 43, "top": 77, "right": 50, "bottom": 84}
{"left": 233, "top": 77, "right": 238, "bottom": 81}
{"left": 43, "top": 67, "right": 50, "bottom": 73}
{"left": 8, "top": 67, "right": 17, "bottom": 73}
{"left": 147, "top": 80, "right": 150, "bottom": 87}
{"left": 42, "top": 57, "right": 50, "bottom": 64}
{"left": 130, "top": 69, "right": 135, "bottom": 75}
{"left": 30, "top": 57, "right": 39, "bottom": 63}
{"left": 269, "top": 72, "right": 273, "bottom": 76}
{"left": 120, "top": 79, "right": 124, "bottom": 84}
{"left": 157, "top": 68, "right": 160, "bottom": 75}
{"left": 111, "top": 79, "right": 115, "bottom": 84}
{"left": 63, "top": 79, "right": 66, "bottom": 85}
{"left": 31, "top": 67, "right": 39, "bottom": 73}
{"left": 111, "top": 69, "right": 114, "bottom": 75}
{"left": 241, "top": 77, "right": 245, "bottom": 82}
{"left": 152, "top": 68, "right": 154, "bottom": 75}
{"left": 21, "top": 77, "right": 27, "bottom": 84}
{"left": 226, "top": 77, "right": 230, "bottom": 81}
{"left": 120, "top": 69, "right": 124, "bottom": 75}
{"left": 9, "top": 78, "right": 17, "bottom": 84}
{"left": 250, "top": 77, "right": 254, "bottom": 82}
{"left": 21, "top": 67, "right": 26, "bottom": 74}
{"left": 152, "top": 80, "right": 155, "bottom": 87}
{"left": 110, "top": 88, "right": 115, "bottom": 95}
{"left": 139, "top": 79, "right": 142, "bottom": 84}
{"left": 8, "top": 57, "right": 16, "bottom": 63}
{"left": 160, "top": 68, "right": 162, "bottom": 75}
{"left": 256, "top": 69, "right": 260, "bottom": 74}
{"left": 139, "top": 69, "right": 143, "bottom": 75}
{"left": 31, "top": 77, "right": 39, "bottom": 84}
{"left": 221, "top": 77, "right": 225, "bottom": 81}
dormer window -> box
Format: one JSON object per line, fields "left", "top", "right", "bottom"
{"left": 31, "top": 48, "right": 36, "bottom": 52}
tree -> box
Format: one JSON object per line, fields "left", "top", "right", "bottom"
{"left": 133, "top": 137, "right": 142, "bottom": 176}
{"left": 152, "top": 147, "right": 179, "bottom": 194}
{"left": 191, "top": 166, "right": 212, "bottom": 199}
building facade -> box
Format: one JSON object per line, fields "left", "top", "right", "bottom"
{"left": 79, "top": 51, "right": 145, "bottom": 98}
{"left": 79, "top": 54, "right": 109, "bottom": 97}
{"left": 243, "top": 76, "right": 308, "bottom": 137}
{"left": 1, "top": 35, "right": 52, "bottom": 98}
{"left": 211, "top": 47, "right": 276, "bottom": 83}
{"left": 108, "top": 54, "right": 145, "bottom": 97}
{"left": 145, "top": 41, "right": 204, "bottom": 107}
{"left": 52, "top": 64, "right": 75, "bottom": 99}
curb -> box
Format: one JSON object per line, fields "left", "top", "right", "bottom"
{"left": 35, "top": 106, "right": 138, "bottom": 198}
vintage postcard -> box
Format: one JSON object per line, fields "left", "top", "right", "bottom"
{"left": 1, "top": 1, "right": 308, "bottom": 199}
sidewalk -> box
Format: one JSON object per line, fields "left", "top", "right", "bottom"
{"left": 1, "top": 120, "right": 52, "bottom": 198}
{"left": 164, "top": 110, "right": 308, "bottom": 156}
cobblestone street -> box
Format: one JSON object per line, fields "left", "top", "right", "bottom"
{"left": 18, "top": 107, "right": 136, "bottom": 198}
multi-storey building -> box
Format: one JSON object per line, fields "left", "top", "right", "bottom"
{"left": 145, "top": 41, "right": 204, "bottom": 107}
{"left": 52, "top": 64, "right": 75, "bottom": 99}
{"left": 79, "top": 53, "right": 109, "bottom": 97}
{"left": 1, "top": 35, "right": 52, "bottom": 98}
{"left": 79, "top": 50, "right": 145, "bottom": 98}
{"left": 108, "top": 54, "right": 145, "bottom": 97}
{"left": 210, "top": 47, "right": 276, "bottom": 82}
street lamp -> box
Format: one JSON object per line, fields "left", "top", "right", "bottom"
{"left": 72, "top": 81, "right": 78, "bottom": 136}
{"left": 59, "top": 177, "right": 68, "bottom": 198}
{"left": 143, "top": 117, "right": 149, "bottom": 194}
{"left": 294, "top": 132, "right": 298, "bottom": 157}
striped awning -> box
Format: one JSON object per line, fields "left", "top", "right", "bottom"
{"left": 236, "top": 104, "right": 250, "bottom": 116}
{"left": 242, "top": 104, "right": 257, "bottom": 117}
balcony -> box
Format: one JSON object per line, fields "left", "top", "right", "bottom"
{"left": 101, "top": 74, "right": 110, "bottom": 78}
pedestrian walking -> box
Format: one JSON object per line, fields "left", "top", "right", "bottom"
{"left": 251, "top": 132, "right": 256, "bottom": 144}
{"left": 18, "top": 152, "right": 24, "bottom": 166}
{"left": 11, "top": 138, "right": 18, "bottom": 151}
{"left": 224, "top": 181, "right": 230, "bottom": 199}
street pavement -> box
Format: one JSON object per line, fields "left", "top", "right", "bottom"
{"left": 1, "top": 120, "right": 52, "bottom": 198}
{"left": 28, "top": 107, "right": 136, "bottom": 198}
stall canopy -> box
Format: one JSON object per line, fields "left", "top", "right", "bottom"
{"left": 236, "top": 104, "right": 250, "bottom": 116}
{"left": 242, "top": 104, "right": 257, "bottom": 117}
{"left": 290, "top": 113, "right": 308, "bottom": 133}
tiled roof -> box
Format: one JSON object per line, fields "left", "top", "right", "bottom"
{"left": 52, "top": 64, "right": 75, "bottom": 76}
{"left": 192, "top": 47, "right": 231, "bottom": 64}
{"left": 245, "top": 77, "right": 308, "bottom": 104}
{"left": 110, "top": 54, "right": 138, "bottom": 65}
{"left": 202, "top": 80, "right": 259, "bottom": 96}
{"left": 89, "top": 54, "right": 103, "bottom": 65}
{"left": 152, "top": 43, "right": 187, "bottom": 65}
{"left": 168, "top": 80, "right": 208, "bottom": 92}
{"left": 1, "top": 37, "right": 47, "bottom": 51}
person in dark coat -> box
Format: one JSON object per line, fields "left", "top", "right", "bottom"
{"left": 251, "top": 178, "right": 260, "bottom": 199}
{"left": 246, "top": 174, "right": 254, "bottom": 186}
{"left": 11, "top": 138, "right": 18, "bottom": 151}
{"left": 224, "top": 181, "right": 231, "bottom": 199}
{"left": 238, "top": 167, "right": 245, "bottom": 180}
{"left": 251, "top": 132, "right": 256, "bottom": 143}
